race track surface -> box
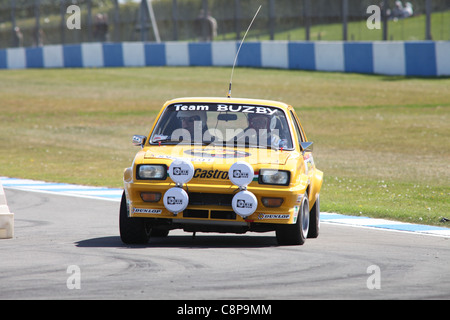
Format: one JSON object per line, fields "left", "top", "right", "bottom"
{"left": 1, "top": 188, "right": 449, "bottom": 300}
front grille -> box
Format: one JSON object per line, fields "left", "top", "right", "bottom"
{"left": 183, "top": 193, "right": 236, "bottom": 220}
{"left": 183, "top": 209, "right": 209, "bottom": 218}
{"left": 210, "top": 210, "right": 236, "bottom": 220}
{"left": 188, "top": 192, "right": 233, "bottom": 206}
{"left": 182, "top": 209, "right": 237, "bottom": 220}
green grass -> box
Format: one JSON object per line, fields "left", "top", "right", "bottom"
{"left": 0, "top": 67, "right": 449, "bottom": 227}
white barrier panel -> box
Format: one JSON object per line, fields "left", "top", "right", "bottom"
{"left": 261, "top": 41, "right": 289, "bottom": 69}
{"left": 7, "top": 47, "right": 26, "bottom": 69}
{"left": 436, "top": 41, "right": 450, "bottom": 76}
{"left": 43, "top": 45, "right": 64, "bottom": 68}
{"left": 315, "top": 42, "right": 345, "bottom": 72}
{"left": 81, "top": 43, "right": 104, "bottom": 68}
{"left": 373, "top": 41, "right": 406, "bottom": 76}
{"left": 0, "top": 182, "right": 14, "bottom": 239}
{"left": 166, "top": 42, "right": 189, "bottom": 66}
{"left": 212, "top": 41, "right": 236, "bottom": 66}
{"left": 123, "top": 42, "right": 145, "bottom": 67}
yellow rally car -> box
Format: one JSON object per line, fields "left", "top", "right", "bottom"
{"left": 120, "top": 97, "right": 323, "bottom": 245}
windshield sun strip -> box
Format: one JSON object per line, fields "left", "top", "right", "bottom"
{"left": 149, "top": 103, "right": 295, "bottom": 149}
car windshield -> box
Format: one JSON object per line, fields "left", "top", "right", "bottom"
{"left": 150, "top": 103, "right": 294, "bottom": 150}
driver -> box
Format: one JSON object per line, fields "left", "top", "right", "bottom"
{"left": 239, "top": 113, "right": 280, "bottom": 147}
{"left": 176, "top": 110, "right": 208, "bottom": 141}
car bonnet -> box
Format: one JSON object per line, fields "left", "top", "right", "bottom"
{"left": 143, "top": 144, "right": 291, "bottom": 166}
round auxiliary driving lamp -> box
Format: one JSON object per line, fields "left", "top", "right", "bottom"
{"left": 229, "top": 161, "right": 257, "bottom": 219}
{"left": 163, "top": 159, "right": 194, "bottom": 216}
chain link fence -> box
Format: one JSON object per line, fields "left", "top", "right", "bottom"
{"left": 0, "top": 0, "right": 449, "bottom": 49}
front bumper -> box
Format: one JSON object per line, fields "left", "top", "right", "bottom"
{"left": 124, "top": 180, "right": 306, "bottom": 225}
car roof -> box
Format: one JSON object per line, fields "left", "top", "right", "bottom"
{"left": 163, "top": 97, "right": 291, "bottom": 111}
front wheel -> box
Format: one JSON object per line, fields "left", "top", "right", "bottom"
{"left": 307, "top": 194, "right": 320, "bottom": 238}
{"left": 119, "top": 191, "right": 151, "bottom": 244}
{"left": 276, "top": 196, "right": 309, "bottom": 246}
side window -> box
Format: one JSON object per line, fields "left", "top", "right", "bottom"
{"left": 290, "top": 110, "right": 305, "bottom": 143}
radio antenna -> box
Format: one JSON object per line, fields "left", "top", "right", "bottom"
{"left": 227, "top": 5, "right": 262, "bottom": 98}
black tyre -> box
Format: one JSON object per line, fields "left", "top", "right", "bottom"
{"left": 150, "top": 228, "right": 169, "bottom": 237}
{"left": 276, "top": 196, "right": 309, "bottom": 245}
{"left": 119, "top": 191, "right": 151, "bottom": 244}
{"left": 307, "top": 194, "right": 320, "bottom": 238}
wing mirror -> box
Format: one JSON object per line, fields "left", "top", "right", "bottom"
{"left": 132, "top": 135, "right": 147, "bottom": 147}
{"left": 300, "top": 141, "right": 313, "bottom": 152}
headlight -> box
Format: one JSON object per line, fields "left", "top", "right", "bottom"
{"left": 137, "top": 165, "right": 167, "bottom": 180}
{"left": 259, "top": 169, "right": 290, "bottom": 186}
